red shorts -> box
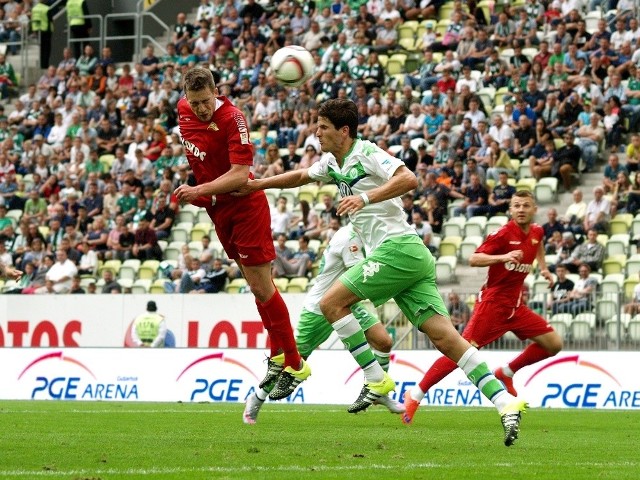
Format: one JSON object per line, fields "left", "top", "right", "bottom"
{"left": 206, "top": 191, "right": 275, "bottom": 267}
{"left": 462, "top": 299, "right": 554, "bottom": 346}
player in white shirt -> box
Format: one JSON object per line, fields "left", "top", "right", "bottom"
{"left": 237, "top": 98, "right": 527, "bottom": 446}
{"left": 243, "top": 224, "right": 404, "bottom": 424}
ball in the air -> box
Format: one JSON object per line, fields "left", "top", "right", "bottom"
{"left": 270, "top": 46, "right": 314, "bottom": 87}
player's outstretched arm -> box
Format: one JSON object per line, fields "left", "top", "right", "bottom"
{"left": 175, "top": 164, "right": 250, "bottom": 204}
{"left": 469, "top": 250, "right": 523, "bottom": 267}
{"left": 233, "top": 169, "right": 314, "bottom": 196}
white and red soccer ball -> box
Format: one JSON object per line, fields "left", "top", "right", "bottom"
{"left": 270, "top": 45, "right": 314, "bottom": 88}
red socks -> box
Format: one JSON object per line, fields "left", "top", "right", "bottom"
{"left": 508, "top": 342, "right": 552, "bottom": 373}
{"left": 256, "top": 289, "right": 301, "bottom": 369}
{"left": 419, "top": 356, "right": 458, "bottom": 394}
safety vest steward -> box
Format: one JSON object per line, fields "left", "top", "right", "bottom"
{"left": 31, "top": 3, "right": 50, "bottom": 32}
{"left": 67, "top": 0, "right": 85, "bottom": 26}
{"left": 134, "top": 313, "right": 164, "bottom": 345}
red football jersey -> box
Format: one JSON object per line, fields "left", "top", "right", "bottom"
{"left": 475, "top": 219, "right": 544, "bottom": 308}
{"left": 177, "top": 96, "right": 254, "bottom": 203}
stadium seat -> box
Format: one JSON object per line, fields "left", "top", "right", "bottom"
{"left": 602, "top": 255, "right": 626, "bottom": 276}
{"left": 459, "top": 236, "right": 483, "bottom": 263}
{"left": 439, "top": 236, "right": 462, "bottom": 257}
{"left": 606, "top": 234, "right": 630, "bottom": 257}
{"left": 119, "top": 259, "right": 141, "bottom": 280}
{"left": 515, "top": 178, "right": 536, "bottom": 193}
{"left": 441, "top": 216, "right": 466, "bottom": 238}
{"left": 163, "top": 241, "right": 184, "bottom": 261}
{"left": 316, "top": 184, "right": 338, "bottom": 202}
{"left": 191, "top": 223, "right": 212, "bottom": 241}
{"left": 131, "top": 278, "right": 151, "bottom": 294}
{"left": 197, "top": 208, "right": 211, "bottom": 224}
{"left": 628, "top": 316, "right": 640, "bottom": 341}
{"left": 596, "top": 299, "right": 618, "bottom": 325}
{"left": 286, "top": 277, "right": 309, "bottom": 293}
{"left": 98, "top": 259, "right": 121, "bottom": 277}
{"left": 623, "top": 276, "right": 639, "bottom": 302}
{"left": 571, "top": 312, "right": 596, "bottom": 341}
{"left": 225, "top": 278, "right": 247, "bottom": 293}
{"left": 549, "top": 313, "right": 573, "bottom": 340}
{"left": 464, "top": 216, "right": 487, "bottom": 237}
{"left": 176, "top": 204, "right": 199, "bottom": 224}
{"left": 534, "top": 177, "right": 558, "bottom": 203}
{"left": 279, "top": 187, "right": 300, "bottom": 207}
{"left": 485, "top": 215, "right": 508, "bottom": 235}
{"left": 609, "top": 213, "right": 633, "bottom": 235}
{"left": 170, "top": 223, "right": 192, "bottom": 243}
{"left": 435, "top": 256, "right": 457, "bottom": 283}
{"left": 626, "top": 254, "right": 640, "bottom": 277}
{"left": 605, "top": 314, "right": 631, "bottom": 341}
{"left": 600, "top": 274, "right": 624, "bottom": 296}
{"left": 264, "top": 188, "right": 281, "bottom": 206}
{"left": 298, "top": 184, "right": 319, "bottom": 204}
{"left": 138, "top": 260, "right": 160, "bottom": 280}
{"left": 385, "top": 58, "right": 404, "bottom": 75}
{"left": 149, "top": 278, "right": 168, "bottom": 294}
{"left": 273, "top": 277, "right": 289, "bottom": 292}
{"left": 397, "top": 25, "right": 416, "bottom": 40}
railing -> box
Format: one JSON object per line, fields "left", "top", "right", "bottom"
{"left": 373, "top": 290, "right": 639, "bottom": 352}
{"left": 65, "top": 13, "right": 104, "bottom": 56}
{"left": 0, "top": 18, "right": 30, "bottom": 85}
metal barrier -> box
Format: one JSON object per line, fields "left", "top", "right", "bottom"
{"left": 65, "top": 13, "right": 104, "bottom": 56}
{"left": 0, "top": 18, "right": 30, "bottom": 86}
{"left": 373, "top": 290, "right": 639, "bottom": 352}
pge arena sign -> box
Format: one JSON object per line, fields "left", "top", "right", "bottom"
{"left": 522, "top": 354, "right": 640, "bottom": 409}
{"left": 17, "top": 351, "right": 139, "bottom": 401}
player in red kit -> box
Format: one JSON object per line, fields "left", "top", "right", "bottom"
{"left": 402, "top": 190, "right": 563, "bottom": 426}
{"left": 174, "top": 68, "right": 310, "bottom": 403}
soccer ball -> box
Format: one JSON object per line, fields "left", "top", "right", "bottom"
{"left": 270, "top": 46, "right": 314, "bottom": 88}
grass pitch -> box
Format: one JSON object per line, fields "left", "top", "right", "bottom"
{"left": 0, "top": 402, "right": 638, "bottom": 480}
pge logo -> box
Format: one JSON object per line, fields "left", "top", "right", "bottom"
{"left": 524, "top": 355, "right": 639, "bottom": 408}
{"left": 19, "top": 351, "right": 138, "bottom": 400}
{"left": 176, "top": 352, "right": 260, "bottom": 402}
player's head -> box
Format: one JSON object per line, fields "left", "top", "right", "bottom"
{"left": 509, "top": 190, "right": 536, "bottom": 226}
{"left": 183, "top": 67, "right": 219, "bottom": 122}
{"left": 317, "top": 99, "right": 358, "bottom": 140}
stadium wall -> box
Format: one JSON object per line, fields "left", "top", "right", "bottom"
{"left": 0, "top": 348, "right": 638, "bottom": 409}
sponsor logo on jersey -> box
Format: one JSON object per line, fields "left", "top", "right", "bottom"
{"left": 504, "top": 261, "right": 532, "bottom": 273}
{"left": 207, "top": 122, "right": 219, "bottom": 131}
{"left": 239, "top": 253, "right": 248, "bottom": 259}
{"left": 509, "top": 241, "right": 521, "bottom": 245}
{"left": 349, "top": 244, "right": 359, "bottom": 253}
{"left": 180, "top": 138, "right": 207, "bottom": 161}
{"left": 233, "top": 113, "right": 249, "bottom": 145}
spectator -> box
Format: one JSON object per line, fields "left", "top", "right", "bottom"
{"left": 561, "top": 229, "right": 605, "bottom": 274}
{"left": 560, "top": 189, "right": 587, "bottom": 235}
{"left": 553, "top": 263, "right": 598, "bottom": 316}
{"left": 447, "top": 291, "right": 471, "bottom": 333}
{"left": 131, "top": 301, "right": 167, "bottom": 347}
{"left": 149, "top": 194, "right": 174, "bottom": 240}
{"left": 623, "top": 283, "right": 640, "bottom": 316}
{"left": 602, "top": 154, "right": 628, "bottom": 194}
{"left": 271, "top": 196, "right": 293, "bottom": 239}
{"left": 34, "top": 248, "right": 77, "bottom": 294}
{"left": 131, "top": 212, "right": 162, "bottom": 261}
{"left": 272, "top": 235, "right": 316, "bottom": 278}
{"left": 76, "top": 240, "right": 98, "bottom": 276}
{"left": 552, "top": 132, "right": 581, "bottom": 192}
{"left": 454, "top": 173, "right": 488, "bottom": 219}
{"left": 547, "top": 264, "right": 576, "bottom": 315}
{"left": 583, "top": 186, "right": 611, "bottom": 233}
{"left": 542, "top": 208, "right": 565, "bottom": 242}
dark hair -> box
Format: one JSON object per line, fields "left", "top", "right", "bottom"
{"left": 183, "top": 67, "right": 216, "bottom": 93}
{"left": 318, "top": 99, "right": 359, "bottom": 139}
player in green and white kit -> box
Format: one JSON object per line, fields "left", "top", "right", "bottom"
{"left": 237, "top": 99, "right": 527, "bottom": 446}
{"left": 243, "top": 224, "right": 405, "bottom": 424}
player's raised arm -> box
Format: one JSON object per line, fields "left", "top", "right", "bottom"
{"left": 234, "top": 168, "right": 314, "bottom": 196}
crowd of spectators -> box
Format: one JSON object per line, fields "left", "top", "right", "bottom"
{"left": 0, "top": 0, "right": 639, "bottom": 294}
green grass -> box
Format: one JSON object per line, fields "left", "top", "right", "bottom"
{"left": 0, "top": 402, "right": 638, "bottom": 479}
